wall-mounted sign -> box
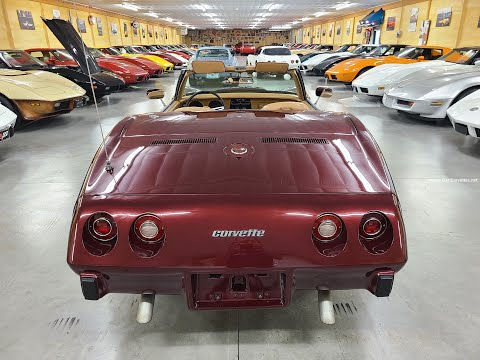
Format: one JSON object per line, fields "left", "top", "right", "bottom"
{"left": 88, "top": 15, "right": 96, "bottom": 25}
{"left": 17, "top": 10, "right": 35, "bottom": 30}
{"left": 124, "top": 22, "right": 128, "bottom": 37}
{"left": 336, "top": 25, "right": 341, "bottom": 36}
{"left": 131, "top": 21, "right": 140, "bottom": 29}
{"left": 97, "top": 18, "right": 103, "bottom": 36}
{"left": 346, "top": 21, "right": 351, "bottom": 36}
{"left": 418, "top": 19, "right": 431, "bottom": 45}
{"left": 111, "top": 23, "right": 118, "bottom": 35}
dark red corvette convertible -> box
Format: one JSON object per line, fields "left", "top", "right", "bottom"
{"left": 69, "top": 59, "right": 407, "bottom": 324}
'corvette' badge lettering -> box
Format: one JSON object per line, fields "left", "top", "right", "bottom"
{"left": 212, "top": 229, "right": 265, "bottom": 237}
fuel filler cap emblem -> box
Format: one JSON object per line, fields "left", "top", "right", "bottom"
{"left": 224, "top": 143, "right": 255, "bottom": 159}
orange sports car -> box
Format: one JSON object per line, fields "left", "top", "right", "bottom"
{"left": 325, "top": 45, "right": 452, "bottom": 83}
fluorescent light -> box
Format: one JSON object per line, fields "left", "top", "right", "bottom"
{"left": 165, "top": 17, "right": 174, "bottom": 22}
{"left": 116, "top": 3, "right": 139, "bottom": 12}
{"left": 332, "top": 2, "right": 358, "bottom": 10}
{"left": 146, "top": 12, "right": 158, "bottom": 18}
{"left": 291, "top": 21, "right": 300, "bottom": 24}
{"left": 301, "top": 17, "right": 312, "bottom": 21}
{"left": 314, "top": 11, "right": 329, "bottom": 17}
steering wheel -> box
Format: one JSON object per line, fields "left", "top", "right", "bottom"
{"left": 184, "top": 90, "right": 225, "bottom": 110}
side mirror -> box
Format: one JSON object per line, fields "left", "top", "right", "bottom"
{"left": 474, "top": 59, "right": 480, "bottom": 66}
{"left": 417, "top": 56, "right": 425, "bottom": 60}
{"left": 316, "top": 86, "right": 333, "bottom": 98}
{"left": 147, "top": 88, "right": 165, "bottom": 99}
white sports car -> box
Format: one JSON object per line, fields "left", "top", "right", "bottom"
{"left": 448, "top": 89, "right": 480, "bottom": 138}
{"left": 300, "top": 44, "right": 371, "bottom": 72}
{"left": 353, "top": 48, "right": 480, "bottom": 97}
{"left": 383, "top": 58, "right": 480, "bottom": 121}
{"left": 247, "top": 46, "right": 300, "bottom": 69}
{"left": 0, "top": 103, "right": 17, "bottom": 143}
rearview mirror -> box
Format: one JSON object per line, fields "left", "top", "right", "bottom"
{"left": 316, "top": 86, "right": 333, "bottom": 98}
{"left": 147, "top": 88, "right": 165, "bottom": 99}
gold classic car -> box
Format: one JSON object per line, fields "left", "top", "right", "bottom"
{"left": 0, "top": 68, "right": 86, "bottom": 127}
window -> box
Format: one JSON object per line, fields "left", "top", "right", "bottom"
{"left": 197, "top": 49, "right": 230, "bottom": 58}
{"left": 263, "top": 48, "right": 291, "bottom": 56}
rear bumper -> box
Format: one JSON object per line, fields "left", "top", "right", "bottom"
{"left": 76, "top": 264, "right": 402, "bottom": 307}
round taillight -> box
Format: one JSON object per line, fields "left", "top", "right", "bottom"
{"left": 88, "top": 213, "right": 117, "bottom": 242}
{"left": 134, "top": 214, "right": 165, "bottom": 243}
{"left": 360, "top": 212, "right": 387, "bottom": 239}
{"left": 312, "top": 214, "right": 343, "bottom": 242}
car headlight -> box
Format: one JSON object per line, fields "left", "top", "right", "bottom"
{"left": 377, "top": 86, "right": 385, "bottom": 90}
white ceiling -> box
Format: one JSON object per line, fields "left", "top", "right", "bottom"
{"left": 70, "top": 0, "right": 386, "bottom": 29}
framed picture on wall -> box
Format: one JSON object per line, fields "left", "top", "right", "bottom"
{"left": 148, "top": 26, "right": 153, "bottom": 38}
{"left": 111, "top": 23, "right": 118, "bottom": 35}
{"left": 141, "top": 25, "right": 146, "bottom": 38}
{"left": 17, "top": 10, "right": 35, "bottom": 30}
{"left": 97, "top": 18, "right": 103, "bottom": 36}
{"left": 52, "top": 9, "right": 61, "bottom": 19}
{"left": 436, "top": 8, "right": 452, "bottom": 27}
{"left": 478, "top": 16, "right": 480, "bottom": 28}
{"left": 409, "top": 8, "right": 419, "bottom": 32}
{"left": 123, "top": 22, "right": 128, "bottom": 37}
{"left": 133, "top": 27, "right": 138, "bottom": 37}
{"left": 322, "top": 28, "right": 326, "bottom": 37}
{"left": 77, "top": 18, "right": 86, "bottom": 33}
{"left": 329, "top": 24, "right": 333, "bottom": 37}
{"left": 386, "top": 17, "right": 396, "bottom": 31}
{"left": 356, "top": 24, "right": 362, "bottom": 34}
{"left": 346, "top": 21, "right": 351, "bottom": 35}
{"left": 336, "top": 25, "right": 341, "bottom": 36}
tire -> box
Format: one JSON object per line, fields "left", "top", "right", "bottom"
{"left": 0, "top": 94, "right": 23, "bottom": 129}
{"left": 354, "top": 67, "right": 373, "bottom": 80}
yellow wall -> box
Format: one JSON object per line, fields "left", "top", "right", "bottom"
{"left": 301, "top": 0, "right": 479, "bottom": 48}
{"left": 458, "top": 0, "right": 480, "bottom": 47}
{"left": 0, "top": 0, "right": 183, "bottom": 50}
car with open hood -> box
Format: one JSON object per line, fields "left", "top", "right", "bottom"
{"left": 326, "top": 45, "right": 451, "bottom": 83}
{"left": 352, "top": 47, "right": 480, "bottom": 96}
{"left": 247, "top": 46, "right": 301, "bottom": 69}
{"left": 0, "top": 67, "right": 85, "bottom": 126}
{"left": 0, "top": 103, "right": 17, "bottom": 141}
{"left": 447, "top": 89, "right": 480, "bottom": 138}
{"left": 26, "top": 48, "right": 149, "bottom": 85}
{"left": 68, "top": 60, "right": 407, "bottom": 324}
{"left": 0, "top": 49, "right": 123, "bottom": 100}
{"left": 383, "top": 63, "right": 480, "bottom": 121}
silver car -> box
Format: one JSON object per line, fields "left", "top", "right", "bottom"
{"left": 383, "top": 50, "right": 480, "bottom": 120}
{"left": 0, "top": 103, "right": 17, "bottom": 143}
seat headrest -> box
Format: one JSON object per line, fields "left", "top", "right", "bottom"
{"left": 262, "top": 101, "right": 310, "bottom": 113}
{"left": 192, "top": 61, "right": 226, "bottom": 74}
{"left": 255, "top": 62, "right": 289, "bottom": 74}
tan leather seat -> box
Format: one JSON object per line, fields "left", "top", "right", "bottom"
{"left": 262, "top": 101, "right": 310, "bottom": 112}
{"left": 174, "top": 106, "right": 214, "bottom": 112}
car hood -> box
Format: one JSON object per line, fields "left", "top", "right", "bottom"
{"left": 353, "top": 61, "right": 452, "bottom": 86}
{"left": 386, "top": 66, "right": 480, "bottom": 98}
{"left": 447, "top": 89, "right": 480, "bottom": 119}
{"left": 0, "top": 69, "right": 85, "bottom": 99}
{"left": 85, "top": 111, "right": 392, "bottom": 196}
{"left": 42, "top": 18, "right": 101, "bottom": 75}
{"left": 304, "top": 52, "right": 352, "bottom": 66}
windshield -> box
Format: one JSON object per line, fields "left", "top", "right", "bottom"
{"left": 263, "top": 48, "right": 291, "bottom": 56}
{"left": 115, "top": 47, "right": 127, "bottom": 54}
{"left": 396, "top": 47, "right": 424, "bottom": 59}
{"left": 352, "top": 45, "right": 375, "bottom": 54}
{"left": 107, "top": 47, "right": 121, "bottom": 55}
{"left": 124, "top": 46, "right": 140, "bottom": 54}
{"left": 369, "top": 45, "right": 392, "bottom": 56}
{"left": 197, "top": 49, "right": 230, "bottom": 59}
{"left": 89, "top": 48, "right": 106, "bottom": 59}
{"left": 53, "top": 49, "right": 74, "bottom": 61}
{"left": 0, "top": 51, "right": 46, "bottom": 68}
{"left": 183, "top": 71, "right": 298, "bottom": 97}
{"left": 439, "top": 49, "right": 479, "bottom": 64}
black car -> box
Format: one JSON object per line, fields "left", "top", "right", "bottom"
{"left": 312, "top": 44, "right": 408, "bottom": 76}
{"left": 41, "top": 18, "right": 125, "bottom": 99}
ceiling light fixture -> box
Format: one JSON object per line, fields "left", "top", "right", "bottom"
{"left": 116, "top": 3, "right": 139, "bottom": 12}
{"left": 301, "top": 17, "right": 312, "bottom": 21}
{"left": 164, "top": 17, "right": 174, "bottom": 22}
{"left": 314, "top": 11, "right": 329, "bottom": 17}
{"left": 146, "top": 12, "right": 158, "bottom": 18}
{"left": 332, "top": 2, "right": 359, "bottom": 11}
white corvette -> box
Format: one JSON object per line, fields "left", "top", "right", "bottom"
{"left": 448, "top": 89, "right": 480, "bottom": 138}
{"left": 353, "top": 48, "right": 480, "bottom": 96}
{"left": 247, "top": 46, "right": 300, "bottom": 69}
{"left": 0, "top": 103, "right": 17, "bottom": 143}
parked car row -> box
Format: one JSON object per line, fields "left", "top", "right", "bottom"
{"left": 0, "top": 18, "right": 195, "bottom": 144}
{"left": 326, "top": 45, "right": 480, "bottom": 137}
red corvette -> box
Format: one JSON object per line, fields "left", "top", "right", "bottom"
{"left": 235, "top": 43, "right": 256, "bottom": 55}
{"left": 25, "top": 48, "right": 149, "bottom": 85}
{"left": 95, "top": 47, "right": 163, "bottom": 77}
{"left": 69, "top": 61, "right": 407, "bottom": 324}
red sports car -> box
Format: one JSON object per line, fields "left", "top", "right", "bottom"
{"left": 235, "top": 43, "right": 256, "bottom": 55}
{"left": 96, "top": 47, "right": 163, "bottom": 77}
{"left": 26, "top": 48, "right": 149, "bottom": 85}
{"left": 69, "top": 61, "right": 407, "bottom": 324}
